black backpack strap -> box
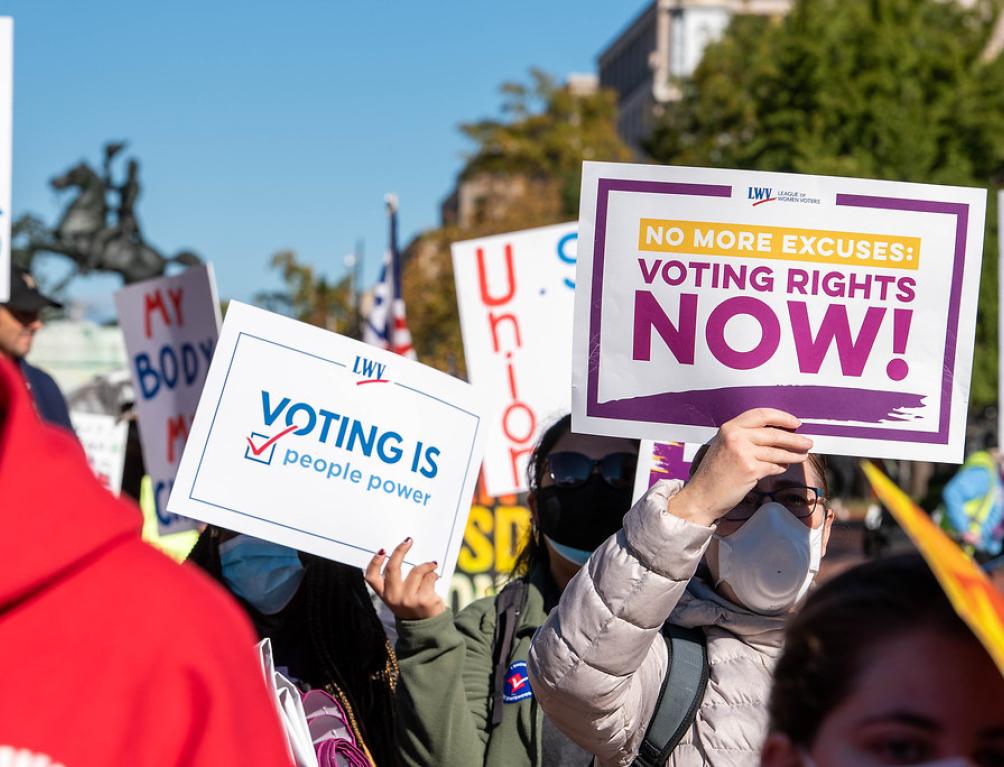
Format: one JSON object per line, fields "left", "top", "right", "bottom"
{"left": 489, "top": 579, "right": 529, "bottom": 728}
{"left": 632, "top": 623, "right": 709, "bottom": 767}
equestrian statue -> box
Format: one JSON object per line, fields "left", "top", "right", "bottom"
{"left": 17, "top": 142, "right": 200, "bottom": 287}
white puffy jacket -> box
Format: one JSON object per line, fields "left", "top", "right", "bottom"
{"left": 528, "top": 480, "right": 787, "bottom": 766}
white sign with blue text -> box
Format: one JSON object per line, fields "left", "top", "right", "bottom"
{"left": 452, "top": 222, "right": 578, "bottom": 496}
{"left": 115, "top": 264, "right": 221, "bottom": 535}
{"left": 168, "top": 302, "right": 486, "bottom": 596}
{"left": 0, "top": 19, "right": 12, "bottom": 303}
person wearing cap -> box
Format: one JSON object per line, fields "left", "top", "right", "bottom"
{"left": 0, "top": 266, "right": 73, "bottom": 432}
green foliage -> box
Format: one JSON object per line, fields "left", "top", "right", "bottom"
{"left": 255, "top": 249, "right": 357, "bottom": 336}
{"left": 405, "top": 70, "right": 632, "bottom": 373}
{"left": 647, "top": 0, "right": 1004, "bottom": 411}
{"left": 459, "top": 68, "right": 634, "bottom": 216}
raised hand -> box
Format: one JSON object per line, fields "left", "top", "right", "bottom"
{"left": 364, "top": 537, "right": 446, "bottom": 621}
{"left": 672, "top": 408, "right": 813, "bottom": 527}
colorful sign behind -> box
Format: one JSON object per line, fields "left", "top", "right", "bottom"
{"left": 452, "top": 223, "right": 578, "bottom": 496}
{"left": 115, "top": 264, "right": 221, "bottom": 534}
{"left": 572, "top": 162, "right": 986, "bottom": 463}
{"left": 862, "top": 460, "right": 1004, "bottom": 676}
{"left": 631, "top": 441, "right": 696, "bottom": 504}
{"left": 168, "top": 302, "right": 486, "bottom": 598}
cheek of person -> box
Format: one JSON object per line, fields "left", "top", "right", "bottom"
{"left": 765, "top": 629, "right": 1004, "bottom": 767}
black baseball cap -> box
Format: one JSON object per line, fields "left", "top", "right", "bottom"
{"left": 4, "top": 266, "right": 63, "bottom": 312}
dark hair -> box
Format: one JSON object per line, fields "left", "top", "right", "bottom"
{"left": 509, "top": 414, "right": 572, "bottom": 578}
{"left": 689, "top": 444, "right": 830, "bottom": 498}
{"left": 768, "top": 553, "right": 972, "bottom": 747}
{"left": 187, "top": 529, "right": 402, "bottom": 766}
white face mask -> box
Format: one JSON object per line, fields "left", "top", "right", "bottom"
{"left": 714, "top": 502, "right": 823, "bottom": 614}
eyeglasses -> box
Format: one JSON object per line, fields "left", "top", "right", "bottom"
{"left": 722, "top": 486, "right": 826, "bottom": 523}
{"left": 545, "top": 451, "right": 637, "bottom": 490}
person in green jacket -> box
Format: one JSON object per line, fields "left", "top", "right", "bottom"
{"left": 365, "top": 414, "right": 638, "bottom": 766}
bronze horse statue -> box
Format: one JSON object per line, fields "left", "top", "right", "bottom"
{"left": 21, "top": 145, "right": 200, "bottom": 286}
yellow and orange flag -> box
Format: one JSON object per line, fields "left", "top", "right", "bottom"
{"left": 861, "top": 460, "right": 1004, "bottom": 676}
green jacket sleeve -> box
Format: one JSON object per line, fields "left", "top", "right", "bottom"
{"left": 394, "top": 599, "right": 497, "bottom": 767}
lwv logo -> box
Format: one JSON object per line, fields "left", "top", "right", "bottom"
{"left": 747, "top": 186, "right": 776, "bottom": 206}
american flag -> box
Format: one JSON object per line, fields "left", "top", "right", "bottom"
{"left": 364, "top": 194, "right": 416, "bottom": 359}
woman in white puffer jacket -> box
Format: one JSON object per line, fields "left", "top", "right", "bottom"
{"left": 528, "top": 408, "right": 836, "bottom": 767}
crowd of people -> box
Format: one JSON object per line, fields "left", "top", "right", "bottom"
{"left": 1, "top": 263, "right": 1002, "bottom": 766}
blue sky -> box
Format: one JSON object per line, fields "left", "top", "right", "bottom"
{"left": 1, "top": 1, "right": 642, "bottom": 318}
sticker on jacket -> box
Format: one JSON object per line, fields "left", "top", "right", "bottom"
{"left": 503, "top": 660, "right": 533, "bottom": 703}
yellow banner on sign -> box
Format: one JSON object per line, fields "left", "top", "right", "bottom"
{"left": 638, "top": 218, "right": 921, "bottom": 270}
{"left": 861, "top": 460, "right": 1004, "bottom": 676}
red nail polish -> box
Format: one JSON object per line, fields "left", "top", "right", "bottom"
{"left": 377, "top": 548, "right": 385, "bottom": 556}
{"left": 405, "top": 537, "right": 412, "bottom": 543}
{"left": 433, "top": 561, "right": 438, "bottom": 566}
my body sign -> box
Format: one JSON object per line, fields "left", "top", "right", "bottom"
{"left": 168, "top": 302, "right": 486, "bottom": 597}
{"left": 115, "top": 264, "right": 221, "bottom": 532}
{"left": 452, "top": 222, "right": 577, "bottom": 496}
{"left": 572, "top": 162, "right": 986, "bottom": 462}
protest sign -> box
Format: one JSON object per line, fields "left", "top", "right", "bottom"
{"left": 0, "top": 19, "right": 11, "bottom": 302}
{"left": 70, "top": 411, "right": 128, "bottom": 496}
{"left": 572, "top": 162, "right": 986, "bottom": 463}
{"left": 862, "top": 460, "right": 1004, "bottom": 676}
{"left": 115, "top": 264, "right": 220, "bottom": 534}
{"left": 452, "top": 222, "right": 577, "bottom": 496}
{"left": 167, "top": 301, "right": 486, "bottom": 597}
{"left": 631, "top": 441, "right": 696, "bottom": 504}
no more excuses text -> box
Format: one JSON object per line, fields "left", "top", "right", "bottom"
{"left": 282, "top": 448, "right": 432, "bottom": 506}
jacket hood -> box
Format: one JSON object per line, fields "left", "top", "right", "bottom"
{"left": 672, "top": 575, "right": 787, "bottom": 651}
{"left": 0, "top": 356, "right": 140, "bottom": 609}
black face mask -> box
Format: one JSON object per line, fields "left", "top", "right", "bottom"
{"left": 535, "top": 475, "right": 634, "bottom": 552}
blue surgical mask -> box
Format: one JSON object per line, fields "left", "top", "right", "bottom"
{"left": 544, "top": 534, "right": 593, "bottom": 566}
{"left": 219, "top": 534, "right": 305, "bottom": 615}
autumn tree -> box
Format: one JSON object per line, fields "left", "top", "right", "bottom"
{"left": 255, "top": 249, "right": 356, "bottom": 336}
{"left": 403, "top": 70, "right": 632, "bottom": 373}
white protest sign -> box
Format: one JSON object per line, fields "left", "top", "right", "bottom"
{"left": 999, "top": 190, "right": 1003, "bottom": 448}
{"left": 167, "top": 301, "right": 486, "bottom": 597}
{"left": 115, "top": 264, "right": 220, "bottom": 534}
{"left": 572, "top": 162, "right": 986, "bottom": 464}
{"left": 452, "top": 222, "right": 577, "bottom": 496}
{"left": 70, "top": 411, "right": 128, "bottom": 496}
{"left": 0, "top": 19, "right": 11, "bottom": 302}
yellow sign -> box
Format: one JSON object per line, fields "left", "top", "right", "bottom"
{"left": 639, "top": 218, "right": 921, "bottom": 270}
{"left": 862, "top": 460, "right": 1004, "bottom": 675}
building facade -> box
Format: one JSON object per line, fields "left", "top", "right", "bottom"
{"left": 599, "top": 0, "right": 791, "bottom": 151}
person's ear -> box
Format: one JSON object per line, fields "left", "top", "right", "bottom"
{"left": 760, "top": 733, "right": 805, "bottom": 767}
{"left": 820, "top": 505, "right": 836, "bottom": 556}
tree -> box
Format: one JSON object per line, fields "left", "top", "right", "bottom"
{"left": 403, "top": 70, "right": 632, "bottom": 371}
{"left": 255, "top": 250, "right": 357, "bottom": 335}
{"left": 459, "top": 68, "right": 634, "bottom": 216}
{"left": 647, "top": 0, "right": 1004, "bottom": 411}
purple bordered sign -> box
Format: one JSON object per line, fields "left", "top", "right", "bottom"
{"left": 570, "top": 162, "right": 986, "bottom": 464}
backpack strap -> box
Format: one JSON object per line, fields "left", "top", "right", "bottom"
{"left": 489, "top": 579, "right": 529, "bottom": 728}
{"left": 632, "top": 623, "right": 709, "bottom": 767}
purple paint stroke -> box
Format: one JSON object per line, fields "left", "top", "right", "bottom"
{"left": 601, "top": 384, "right": 925, "bottom": 429}
{"left": 647, "top": 441, "right": 692, "bottom": 491}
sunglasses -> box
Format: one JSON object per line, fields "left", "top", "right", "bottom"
{"left": 545, "top": 451, "right": 637, "bottom": 489}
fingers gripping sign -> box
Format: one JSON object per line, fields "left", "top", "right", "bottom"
{"left": 365, "top": 538, "right": 446, "bottom": 621}
{"left": 671, "top": 408, "right": 813, "bottom": 527}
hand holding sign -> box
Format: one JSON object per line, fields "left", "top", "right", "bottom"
{"left": 671, "top": 408, "right": 812, "bottom": 527}
{"left": 366, "top": 538, "right": 445, "bottom": 621}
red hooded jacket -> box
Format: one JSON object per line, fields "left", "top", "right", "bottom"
{"left": 0, "top": 357, "right": 292, "bottom": 766}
